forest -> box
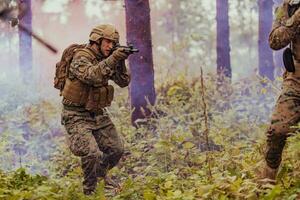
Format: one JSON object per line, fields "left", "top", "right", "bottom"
{"left": 0, "top": 0, "right": 300, "bottom": 199}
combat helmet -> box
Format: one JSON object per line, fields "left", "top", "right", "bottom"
{"left": 89, "top": 24, "right": 119, "bottom": 44}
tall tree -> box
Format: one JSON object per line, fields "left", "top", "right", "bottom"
{"left": 258, "top": 0, "right": 274, "bottom": 80}
{"left": 125, "top": 0, "right": 156, "bottom": 125}
{"left": 18, "top": 0, "right": 32, "bottom": 83}
{"left": 216, "top": 0, "right": 231, "bottom": 82}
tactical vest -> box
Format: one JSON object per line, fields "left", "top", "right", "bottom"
{"left": 62, "top": 47, "right": 114, "bottom": 112}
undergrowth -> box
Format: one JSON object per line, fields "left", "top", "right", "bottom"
{"left": 0, "top": 74, "right": 299, "bottom": 199}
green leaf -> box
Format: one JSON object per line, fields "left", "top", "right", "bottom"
{"left": 143, "top": 189, "right": 156, "bottom": 200}
{"left": 183, "top": 142, "right": 194, "bottom": 149}
{"left": 164, "top": 181, "right": 173, "bottom": 189}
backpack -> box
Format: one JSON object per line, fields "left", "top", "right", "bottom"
{"left": 54, "top": 44, "right": 86, "bottom": 94}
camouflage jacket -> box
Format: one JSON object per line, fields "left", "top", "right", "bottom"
{"left": 270, "top": 0, "right": 300, "bottom": 81}
{"left": 62, "top": 45, "right": 130, "bottom": 107}
{"left": 61, "top": 45, "right": 130, "bottom": 129}
{"left": 69, "top": 45, "right": 130, "bottom": 88}
{"left": 269, "top": 0, "right": 300, "bottom": 50}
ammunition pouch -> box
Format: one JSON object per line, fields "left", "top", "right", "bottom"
{"left": 62, "top": 78, "right": 114, "bottom": 111}
{"left": 62, "top": 78, "right": 89, "bottom": 105}
{"left": 85, "top": 85, "right": 114, "bottom": 112}
{"left": 283, "top": 47, "right": 296, "bottom": 72}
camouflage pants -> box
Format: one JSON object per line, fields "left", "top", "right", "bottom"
{"left": 61, "top": 108, "right": 124, "bottom": 193}
{"left": 265, "top": 80, "right": 300, "bottom": 169}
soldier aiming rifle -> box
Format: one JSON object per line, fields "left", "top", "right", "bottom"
{"left": 56, "top": 24, "right": 138, "bottom": 195}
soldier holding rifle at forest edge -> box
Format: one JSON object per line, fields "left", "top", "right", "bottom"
{"left": 260, "top": 0, "right": 300, "bottom": 182}
{"left": 56, "top": 24, "right": 137, "bottom": 195}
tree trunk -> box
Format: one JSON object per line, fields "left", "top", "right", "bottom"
{"left": 258, "top": 0, "right": 274, "bottom": 80}
{"left": 216, "top": 0, "right": 231, "bottom": 81}
{"left": 18, "top": 0, "right": 32, "bottom": 83}
{"left": 125, "top": 0, "right": 156, "bottom": 125}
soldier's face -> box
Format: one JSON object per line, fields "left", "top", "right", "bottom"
{"left": 100, "top": 38, "right": 114, "bottom": 57}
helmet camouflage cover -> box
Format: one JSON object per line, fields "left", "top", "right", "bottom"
{"left": 89, "top": 24, "right": 119, "bottom": 44}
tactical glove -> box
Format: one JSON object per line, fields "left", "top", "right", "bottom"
{"left": 286, "top": 8, "right": 300, "bottom": 27}
{"left": 104, "top": 48, "right": 129, "bottom": 67}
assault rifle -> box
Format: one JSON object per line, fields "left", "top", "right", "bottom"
{"left": 112, "top": 44, "right": 139, "bottom": 54}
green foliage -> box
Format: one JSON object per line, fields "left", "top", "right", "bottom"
{"left": 0, "top": 96, "right": 63, "bottom": 174}
{"left": 0, "top": 75, "right": 299, "bottom": 199}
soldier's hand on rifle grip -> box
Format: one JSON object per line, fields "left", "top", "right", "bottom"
{"left": 112, "top": 48, "right": 130, "bottom": 61}
{"left": 104, "top": 48, "right": 129, "bottom": 69}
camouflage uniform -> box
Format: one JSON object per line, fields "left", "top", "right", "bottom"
{"left": 265, "top": 0, "right": 300, "bottom": 177}
{"left": 61, "top": 25, "right": 130, "bottom": 194}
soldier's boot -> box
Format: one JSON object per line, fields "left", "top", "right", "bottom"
{"left": 263, "top": 165, "right": 278, "bottom": 184}
{"left": 104, "top": 176, "right": 120, "bottom": 189}
{"left": 260, "top": 164, "right": 278, "bottom": 184}
{"left": 96, "top": 165, "right": 120, "bottom": 189}
{"left": 83, "top": 188, "right": 95, "bottom": 196}
{"left": 83, "top": 184, "right": 96, "bottom": 195}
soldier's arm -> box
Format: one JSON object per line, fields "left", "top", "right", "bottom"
{"left": 269, "top": 4, "right": 300, "bottom": 50}
{"left": 69, "top": 51, "right": 113, "bottom": 86}
{"left": 111, "top": 61, "right": 131, "bottom": 88}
